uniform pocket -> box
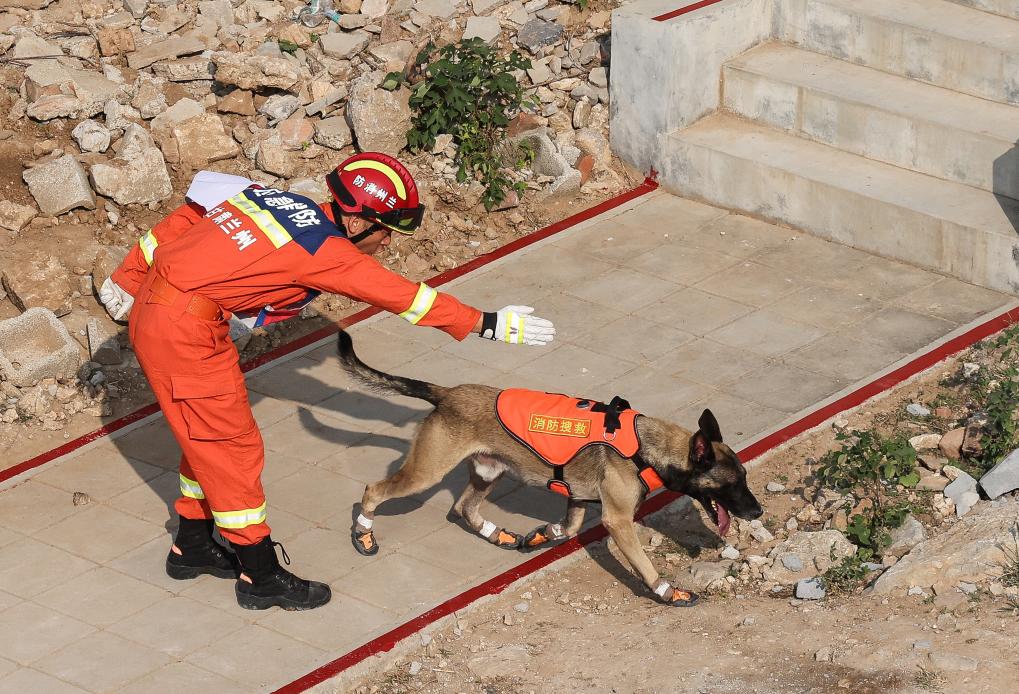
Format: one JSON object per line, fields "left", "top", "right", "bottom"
{"left": 172, "top": 370, "right": 255, "bottom": 441}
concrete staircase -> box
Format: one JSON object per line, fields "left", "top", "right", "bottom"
{"left": 617, "top": 0, "right": 1019, "bottom": 294}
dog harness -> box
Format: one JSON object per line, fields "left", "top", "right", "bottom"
{"left": 495, "top": 389, "right": 664, "bottom": 500}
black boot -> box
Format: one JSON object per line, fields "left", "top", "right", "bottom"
{"left": 166, "top": 518, "right": 239, "bottom": 580}
{"left": 233, "top": 537, "right": 331, "bottom": 611}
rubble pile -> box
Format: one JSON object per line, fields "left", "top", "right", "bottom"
{"left": 0, "top": 0, "right": 626, "bottom": 439}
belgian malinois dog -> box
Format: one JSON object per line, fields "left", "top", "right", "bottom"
{"left": 338, "top": 331, "right": 763, "bottom": 606}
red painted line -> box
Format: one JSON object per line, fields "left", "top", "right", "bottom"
{"left": 274, "top": 303, "right": 1019, "bottom": 694}
{"left": 1, "top": 179, "right": 658, "bottom": 486}
{"left": 653, "top": 0, "right": 727, "bottom": 22}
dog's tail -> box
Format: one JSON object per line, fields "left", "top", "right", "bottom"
{"left": 336, "top": 329, "right": 447, "bottom": 406}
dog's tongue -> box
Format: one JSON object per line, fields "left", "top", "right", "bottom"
{"left": 716, "top": 503, "right": 731, "bottom": 537}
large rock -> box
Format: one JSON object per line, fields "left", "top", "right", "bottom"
{"left": 218, "top": 89, "right": 256, "bottom": 116}
{"left": 127, "top": 34, "right": 206, "bottom": 69}
{"left": 762, "top": 530, "right": 856, "bottom": 583}
{"left": 885, "top": 515, "right": 927, "bottom": 558}
{"left": 89, "top": 125, "right": 173, "bottom": 205}
{"left": 980, "top": 448, "right": 1019, "bottom": 500}
{"left": 171, "top": 114, "right": 239, "bottom": 168}
{"left": 23, "top": 155, "right": 96, "bottom": 216}
{"left": 415, "top": 0, "right": 457, "bottom": 19}
{"left": 945, "top": 470, "right": 980, "bottom": 517}
{"left": 257, "top": 94, "right": 301, "bottom": 122}
{"left": 463, "top": 16, "right": 502, "bottom": 43}
{"left": 346, "top": 75, "right": 412, "bottom": 154}
{"left": 72, "top": 120, "right": 112, "bottom": 153}
{"left": 2, "top": 255, "right": 74, "bottom": 316}
{"left": 369, "top": 40, "right": 414, "bottom": 71}
{"left": 872, "top": 500, "right": 1019, "bottom": 594}
{"left": 686, "top": 560, "right": 734, "bottom": 591}
{"left": 24, "top": 63, "right": 120, "bottom": 121}
{"left": 256, "top": 135, "right": 297, "bottom": 178}
{"left": 199, "top": 0, "right": 235, "bottom": 27}
{"left": 516, "top": 19, "right": 563, "bottom": 53}
{"left": 150, "top": 97, "right": 204, "bottom": 132}
{"left": 211, "top": 51, "right": 304, "bottom": 91}
{"left": 0, "top": 308, "right": 80, "bottom": 387}
{"left": 96, "top": 27, "right": 135, "bottom": 56}
{"left": 314, "top": 116, "right": 353, "bottom": 150}
{"left": 319, "top": 31, "right": 371, "bottom": 59}
{"left": 0, "top": 201, "right": 38, "bottom": 234}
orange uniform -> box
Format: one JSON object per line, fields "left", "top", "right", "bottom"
{"left": 121, "top": 185, "right": 481, "bottom": 545}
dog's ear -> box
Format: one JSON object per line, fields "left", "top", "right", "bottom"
{"left": 689, "top": 430, "right": 716, "bottom": 469}
{"left": 698, "top": 408, "right": 723, "bottom": 443}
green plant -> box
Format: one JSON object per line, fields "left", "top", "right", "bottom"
{"left": 821, "top": 553, "right": 869, "bottom": 594}
{"left": 278, "top": 39, "right": 299, "bottom": 54}
{"left": 403, "top": 38, "right": 536, "bottom": 210}
{"left": 1001, "top": 521, "right": 1019, "bottom": 588}
{"left": 817, "top": 430, "right": 918, "bottom": 558}
{"left": 912, "top": 666, "right": 946, "bottom": 693}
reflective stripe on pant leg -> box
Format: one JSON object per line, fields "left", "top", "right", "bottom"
{"left": 212, "top": 502, "right": 267, "bottom": 530}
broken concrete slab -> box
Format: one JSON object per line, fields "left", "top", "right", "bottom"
{"left": 22, "top": 154, "right": 96, "bottom": 216}
{"left": 980, "top": 448, "right": 1019, "bottom": 500}
{"left": 0, "top": 308, "right": 80, "bottom": 387}
{"left": 346, "top": 75, "right": 412, "bottom": 154}
{"left": 127, "top": 34, "right": 205, "bottom": 70}
{"left": 218, "top": 89, "right": 256, "bottom": 116}
{"left": 211, "top": 51, "right": 304, "bottom": 90}
{"left": 89, "top": 125, "right": 173, "bottom": 205}
{"left": 152, "top": 56, "right": 216, "bottom": 82}
{"left": 0, "top": 201, "right": 38, "bottom": 235}
{"left": 86, "top": 317, "right": 121, "bottom": 365}
{"left": 2, "top": 255, "right": 74, "bottom": 316}
{"left": 319, "top": 31, "right": 371, "bottom": 60}
{"left": 313, "top": 116, "right": 354, "bottom": 150}
{"left": 516, "top": 19, "right": 563, "bottom": 53}
{"left": 149, "top": 97, "right": 205, "bottom": 132}
{"left": 463, "top": 16, "right": 502, "bottom": 43}
{"left": 171, "top": 114, "right": 240, "bottom": 168}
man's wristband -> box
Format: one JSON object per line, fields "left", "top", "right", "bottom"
{"left": 480, "top": 311, "right": 497, "bottom": 340}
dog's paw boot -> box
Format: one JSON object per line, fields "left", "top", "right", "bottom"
{"left": 351, "top": 529, "right": 379, "bottom": 556}
{"left": 489, "top": 529, "right": 523, "bottom": 549}
{"left": 521, "top": 523, "right": 566, "bottom": 552}
{"left": 667, "top": 588, "right": 699, "bottom": 608}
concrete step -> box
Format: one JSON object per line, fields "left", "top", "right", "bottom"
{"left": 949, "top": 0, "right": 1019, "bottom": 21}
{"left": 657, "top": 113, "right": 1019, "bottom": 293}
{"left": 722, "top": 42, "right": 1019, "bottom": 197}
{"left": 784, "top": 0, "right": 1019, "bottom": 105}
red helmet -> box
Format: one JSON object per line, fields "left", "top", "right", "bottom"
{"left": 325, "top": 152, "right": 424, "bottom": 234}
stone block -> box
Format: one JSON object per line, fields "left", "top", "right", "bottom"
{"left": 87, "top": 317, "right": 121, "bottom": 365}
{"left": 22, "top": 155, "right": 96, "bottom": 216}
{"left": 0, "top": 308, "right": 80, "bottom": 387}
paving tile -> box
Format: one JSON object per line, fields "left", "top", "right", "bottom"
{"left": 260, "top": 409, "right": 373, "bottom": 463}
{"left": 311, "top": 383, "right": 432, "bottom": 431}
{"left": 248, "top": 355, "right": 355, "bottom": 405}
{"left": 564, "top": 267, "right": 682, "bottom": 313}
{"left": 0, "top": 524, "right": 23, "bottom": 550}
{"left": 693, "top": 260, "right": 803, "bottom": 307}
{"left": 257, "top": 589, "right": 396, "bottom": 652}
{"left": 652, "top": 338, "right": 772, "bottom": 388}
{"left": 397, "top": 349, "right": 510, "bottom": 389}
{"left": 725, "top": 363, "right": 845, "bottom": 414}
{"left": 612, "top": 193, "right": 728, "bottom": 233}
{"left": 0, "top": 602, "right": 95, "bottom": 664}
{"left": 401, "top": 523, "right": 527, "bottom": 580}
{"left": 0, "top": 480, "right": 82, "bottom": 536}
{"left": 113, "top": 420, "right": 182, "bottom": 469}
{"left": 0, "top": 667, "right": 90, "bottom": 693}
{"left": 440, "top": 328, "right": 565, "bottom": 372}
{"left": 0, "top": 537, "right": 96, "bottom": 598}
{"left": 35, "top": 567, "right": 167, "bottom": 628}
{"left": 34, "top": 505, "right": 164, "bottom": 564}
{"left": 597, "top": 367, "right": 713, "bottom": 420}
{"left": 106, "top": 535, "right": 198, "bottom": 594}
{"left": 331, "top": 552, "right": 464, "bottom": 615}
{"left": 707, "top": 310, "right": 828, "bottom": 358}
{"left": 789, "top": 333, "right": 909, "bottom": 384}
{"left": 107, "top": 470, "right": 178, "bottom": 527}
{"left": 551, "top": 217, "right": 671, "bottom": 264}
{"left": 480, "top": 484, "right": 572, "bottom": 534}
{"left": 258, "top": 526, "right": 365, "bottom": 584}
{"left": 116, "top": 661, "right": 250, "bottom": 694}
{"left": 186, "top": 625, "right": 326, "bottom": 690}
{"left": 508, "top": 344, "right": 637, "bottom": 394}
{"left": 312, "top": 324, "right": 438, "bottom": 372}
{"left": 0, "top": 656, "right": 16, "bottom": 680}
{"left": 520, "top": 290, "right": 625, "bottom": 341}
{"left": 835, "top": 307, "right": 957, "bottom": 355}
{"left": 34, "top": 446, "right": 163, "bottom": 503}
{"left": 634, "top": 286, "right": 755, "bottom": 335}
{"left": 766, "top": 285, "right": 885, "bottom": 331}
{"left": 265, "top": 466, "right": 366, "bottom": 523}
{"left": 249, "top": 393, "right": 300, "bottom": 428}
{"left": 35, "top": 631, "right": 170, "bottom": 693}
{"left": 494, "top": 243, "right": 617, "bottom": 293}
{"left": 891, "top": 277, "right": 1015, "bottom": 324}
{"left": 684, "top": 213, "right": 794, "bottom": 258}
{"left": 825, "top": 254, "right": 941, "bottom": 301}
{"left": 623, "top": 241, "right": 742, "bottom": 285}
{"left": 325, "top": 496, "right": 454, "bottom": 557}
{"left": 0, "top": 589, "right": 21, "bottom": 613}
{"left": 572, "top": 314, "right": 696, "bottom": 364}
{"left": 318, "top": 431, "right": 410, "bottom": 485}
{"left": 262, "top": 506, "right": 315, "bottom": 542}
{"left": 107, "top": 595, "right": 246, "bottom": 657}
{"left": 671, "top": 393, "right": 788, "bottom": 448}
{"left": 752, "top": 233, "right": 877, "bottom": 285}
{"left": 177, "top": 570, "right": 246, "bottom": 613}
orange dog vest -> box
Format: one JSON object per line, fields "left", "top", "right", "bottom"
{"left": 495, "top": 389, "right": 663, "bottom": 499}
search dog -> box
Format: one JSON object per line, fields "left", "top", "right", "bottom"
{"left": 338, "top": 330, "right": 763, "bottom": 606}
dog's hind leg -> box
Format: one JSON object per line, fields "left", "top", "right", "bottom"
{"left": 521, "top": 499, "right": 586, "bottom": 551}
{"left": 353, "top": 416, "right": 469, "bottom": 556}
{"left": 451, "top": 457, "right": 521, "bottom": 549}
{"left": 600, "top": 467, "right": 699, "bottom": 608}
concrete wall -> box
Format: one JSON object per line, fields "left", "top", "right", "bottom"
{"left": 610, "top": 0, "right": 776, "bottom": 175}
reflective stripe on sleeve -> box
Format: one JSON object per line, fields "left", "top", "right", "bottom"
{"left": 138, "top": 230, "right": 158, "bottom": 266}
{"left": 399, "top": 283, "right": 438, "bottom": 325}
{"left": 179, "top": 474, "right": 205, "bottom": 500}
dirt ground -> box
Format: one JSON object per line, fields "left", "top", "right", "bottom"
{"left": 351, "top": 348, "right": 1019, "bottom": 694}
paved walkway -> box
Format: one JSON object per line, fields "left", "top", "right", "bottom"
{"left": 0, "top": 190, "right": 1016, "bottom": 693}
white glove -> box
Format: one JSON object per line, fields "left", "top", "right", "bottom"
{"left": 98, "top": 277, "right": 134, "bottom": 321}
{"left": 479, "top": 305, "right": 555, "bottom": 346}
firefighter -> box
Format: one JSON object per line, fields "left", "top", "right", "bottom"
{"left": 99, "top": 153, "right": 555, "bottom": 611}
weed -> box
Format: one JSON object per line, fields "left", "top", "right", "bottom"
{"left": 1000, "top": 521, "right": 1019, "bottom": 588}
{"left": 821, "top": 553, "right": 869, "bottom": 594}
{"left": 912, "top": 666, "right": 946, "bottom": 693}
{"left": 278, "top": 39, "right": 299, "bottom": 54}
{"left": 401, "top": 39, "right": 536, "bottom": 210}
